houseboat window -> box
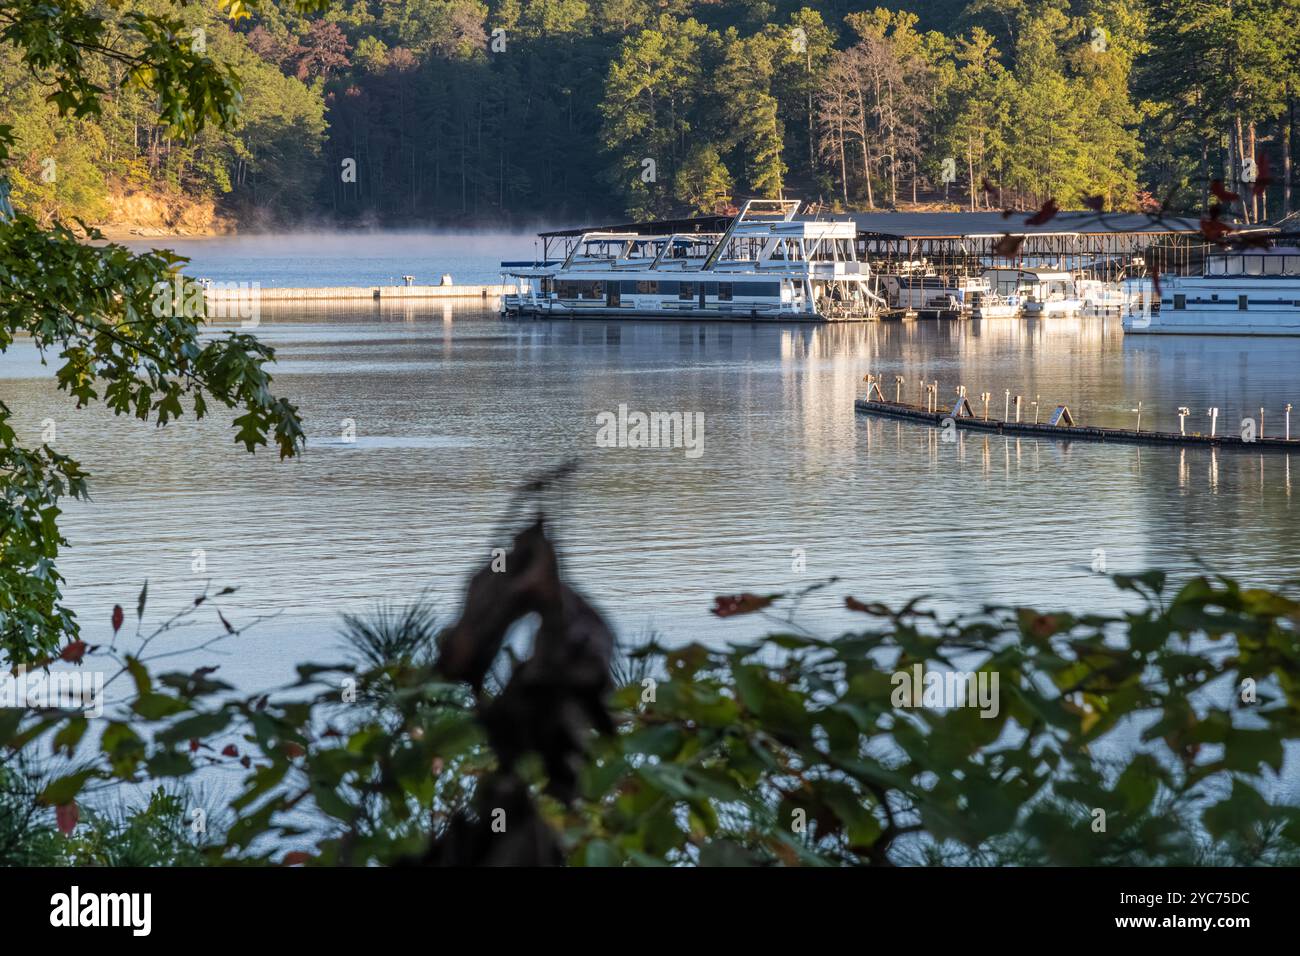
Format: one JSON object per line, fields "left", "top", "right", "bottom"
{"left": 557, "top": 281, "right": 604, "bottom": 299}
{"left": 635, "top": 280, "right": 659, "bottom": 294}
{"left": 1173, "top": 294, "right": 1186, "bottom": 310}
{"left": 679, "top": 283, "right": 697, "bottom": 300}
{"left": 718, "top": 283, "right": 733, "bottom": 301}
{"left": 737, "top": 281, "right": 781, "bottom": 297}
{"left": 658, "top": 281, "right": 680, "bottom": 295}
{"left": 1238, "top": 295, "right": 1249, "bottom": 310}
{"left": 1207, "top": 257, "right": 1226, "bottom": 275}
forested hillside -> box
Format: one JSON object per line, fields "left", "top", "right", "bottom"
{"left": 1, "top": 0, "right": 1295, "bottom": 229}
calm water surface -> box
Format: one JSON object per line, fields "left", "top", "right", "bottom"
{"left": 4, "top": 239, "right": 1300, "bottom": 694}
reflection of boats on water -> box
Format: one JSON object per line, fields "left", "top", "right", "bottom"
{"left": 1123, "top": 236, "right": 1300, "bottom": 335}
{"left": 500, "top": 199, "right": 886, "bottom": 323}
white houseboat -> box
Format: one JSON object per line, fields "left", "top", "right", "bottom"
{"left": 500, "top": 200, "right": 885, "bottom": 322}
{"left": 1122, "top": 239, "right": 1300, "bottom": 335}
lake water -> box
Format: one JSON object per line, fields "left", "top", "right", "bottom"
{"left": 4, "top": 235, "right": 1300, "bottom": 695}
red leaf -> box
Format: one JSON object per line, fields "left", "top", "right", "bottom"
{"left": 189, "top": 738, "right": 201, "bottom": 752}
{"left": 710, "top": 593, "right": 781, "bottom": 618}
{"left": 56, "top": 802, "right": 79, "bottom": 836}
{"left": 60, "top": 640, "right": 87, "bottom": 664}
{"left": 282, "top": 851, "right": 312, "bottom": 866}
{"left": 1028, "top": 614, "right": 1059, "bottom": 639}
{"left": 1209, "top": 179, "right": 1240, "bottom": 204}
{"left": 1025, "top": 199, "right": 1060, "bottom": 226}
{"left": 221, "top": 744, "right": 238, "bottom": 757}
{"left": 240, "top": 756, "right": 251, "bottom": 769}
{"left": 111, "top": 605, "right": 124, "bottom": 635}
{"left": 1252, "top": 152, "right": 1273, "bottom": 199}
{"left": 1200, "top": 218, "right": 1234, "bottom": 244}
{"left": 993, "top": 234, "right": 1025, "bottom": 258}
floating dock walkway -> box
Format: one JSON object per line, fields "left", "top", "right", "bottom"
{"left": 855, "top": 394, "right": 1300, "bottom": 452}
{"left": 204, "top": 284, "right": 515, "bottom": 302}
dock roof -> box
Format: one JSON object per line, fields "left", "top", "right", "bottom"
{"left": 538, "top": 209, "right": 1208, "bottom": 241}
{"left": 842, "top": 210, "right": 1203, "bottom": 239}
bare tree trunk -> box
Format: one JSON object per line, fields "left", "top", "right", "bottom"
{"left": 839, "top": 120, "right": 849, "bottom": 206}
{"left": 1233, "top": 114, "right": 1249, "bottom": 223}
{"left": 1247, "top": 121, "right": 1258, "bottom": 221}
{"left": 967, "top": 139, "right": 976, "bottom": 212}
{"left": 1285, "top": 95, "right": 1294, "bottom": 218}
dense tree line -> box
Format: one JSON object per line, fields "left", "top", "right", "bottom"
{"left": 2, "top": 0, "right": 1298, "bottom": 225}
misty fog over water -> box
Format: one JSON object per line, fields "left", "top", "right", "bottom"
{"left": 120, "top": 230, "right": 545, "bottom": 286}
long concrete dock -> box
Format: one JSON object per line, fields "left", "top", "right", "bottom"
{"left": 205, "top": 284, "right": 515, "bottom": 302}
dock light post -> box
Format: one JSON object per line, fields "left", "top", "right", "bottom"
{"left": 1178, "top": 406, "right": 1190, "bottom": 436}
{"left": 1288, "top": 404, "right": 1293, "bottom": 441}
{"left": 1209, "top": 407, "right": 1219, "bottom": 437}
{"left": 1014, "top": 395, "right": 1022, "bottom": 423}
{"left": 932, "top": 381, "right": 938, "bottom": 411}
{"left": 1004, "top": 389, "right": 1010, "bottom": 421}
{"left": 1132, "top": 401, "right": 1143, "bottom": 433}
{"left": 894, "top": 375, "right": 905, "bottom": 402}
{"left": 981, "top": 391, "right": 991, "bottom": 420}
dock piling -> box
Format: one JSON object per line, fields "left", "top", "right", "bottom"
{"left": 1288, "top": 404, "right": 1293, "bottom": 441}
{"left": 1133, "top": 401, "right": 1143, "bottom": 433}
{"left": 1209, "top": 407, "right": 1219, "bottom": 437}
{"left": 1178, "top": 406, "right": 1189, "bottom": 436}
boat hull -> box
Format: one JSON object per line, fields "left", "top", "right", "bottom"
{"left": 501, "top": 302, "right": 867, "bottom": 322}
{"left": 1122, "top": 311, "right": 1300, "bottom": 335}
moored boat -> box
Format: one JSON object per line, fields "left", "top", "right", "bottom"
{"left": 1122, "top": 236, "right": 1300, "bottom": 335}
{"left": 500, "top": 200, "right": 886, "bottom": 322}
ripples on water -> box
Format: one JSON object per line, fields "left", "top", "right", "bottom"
{"left": 3, "top": 302, "right": 1299, "bottom": 691}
